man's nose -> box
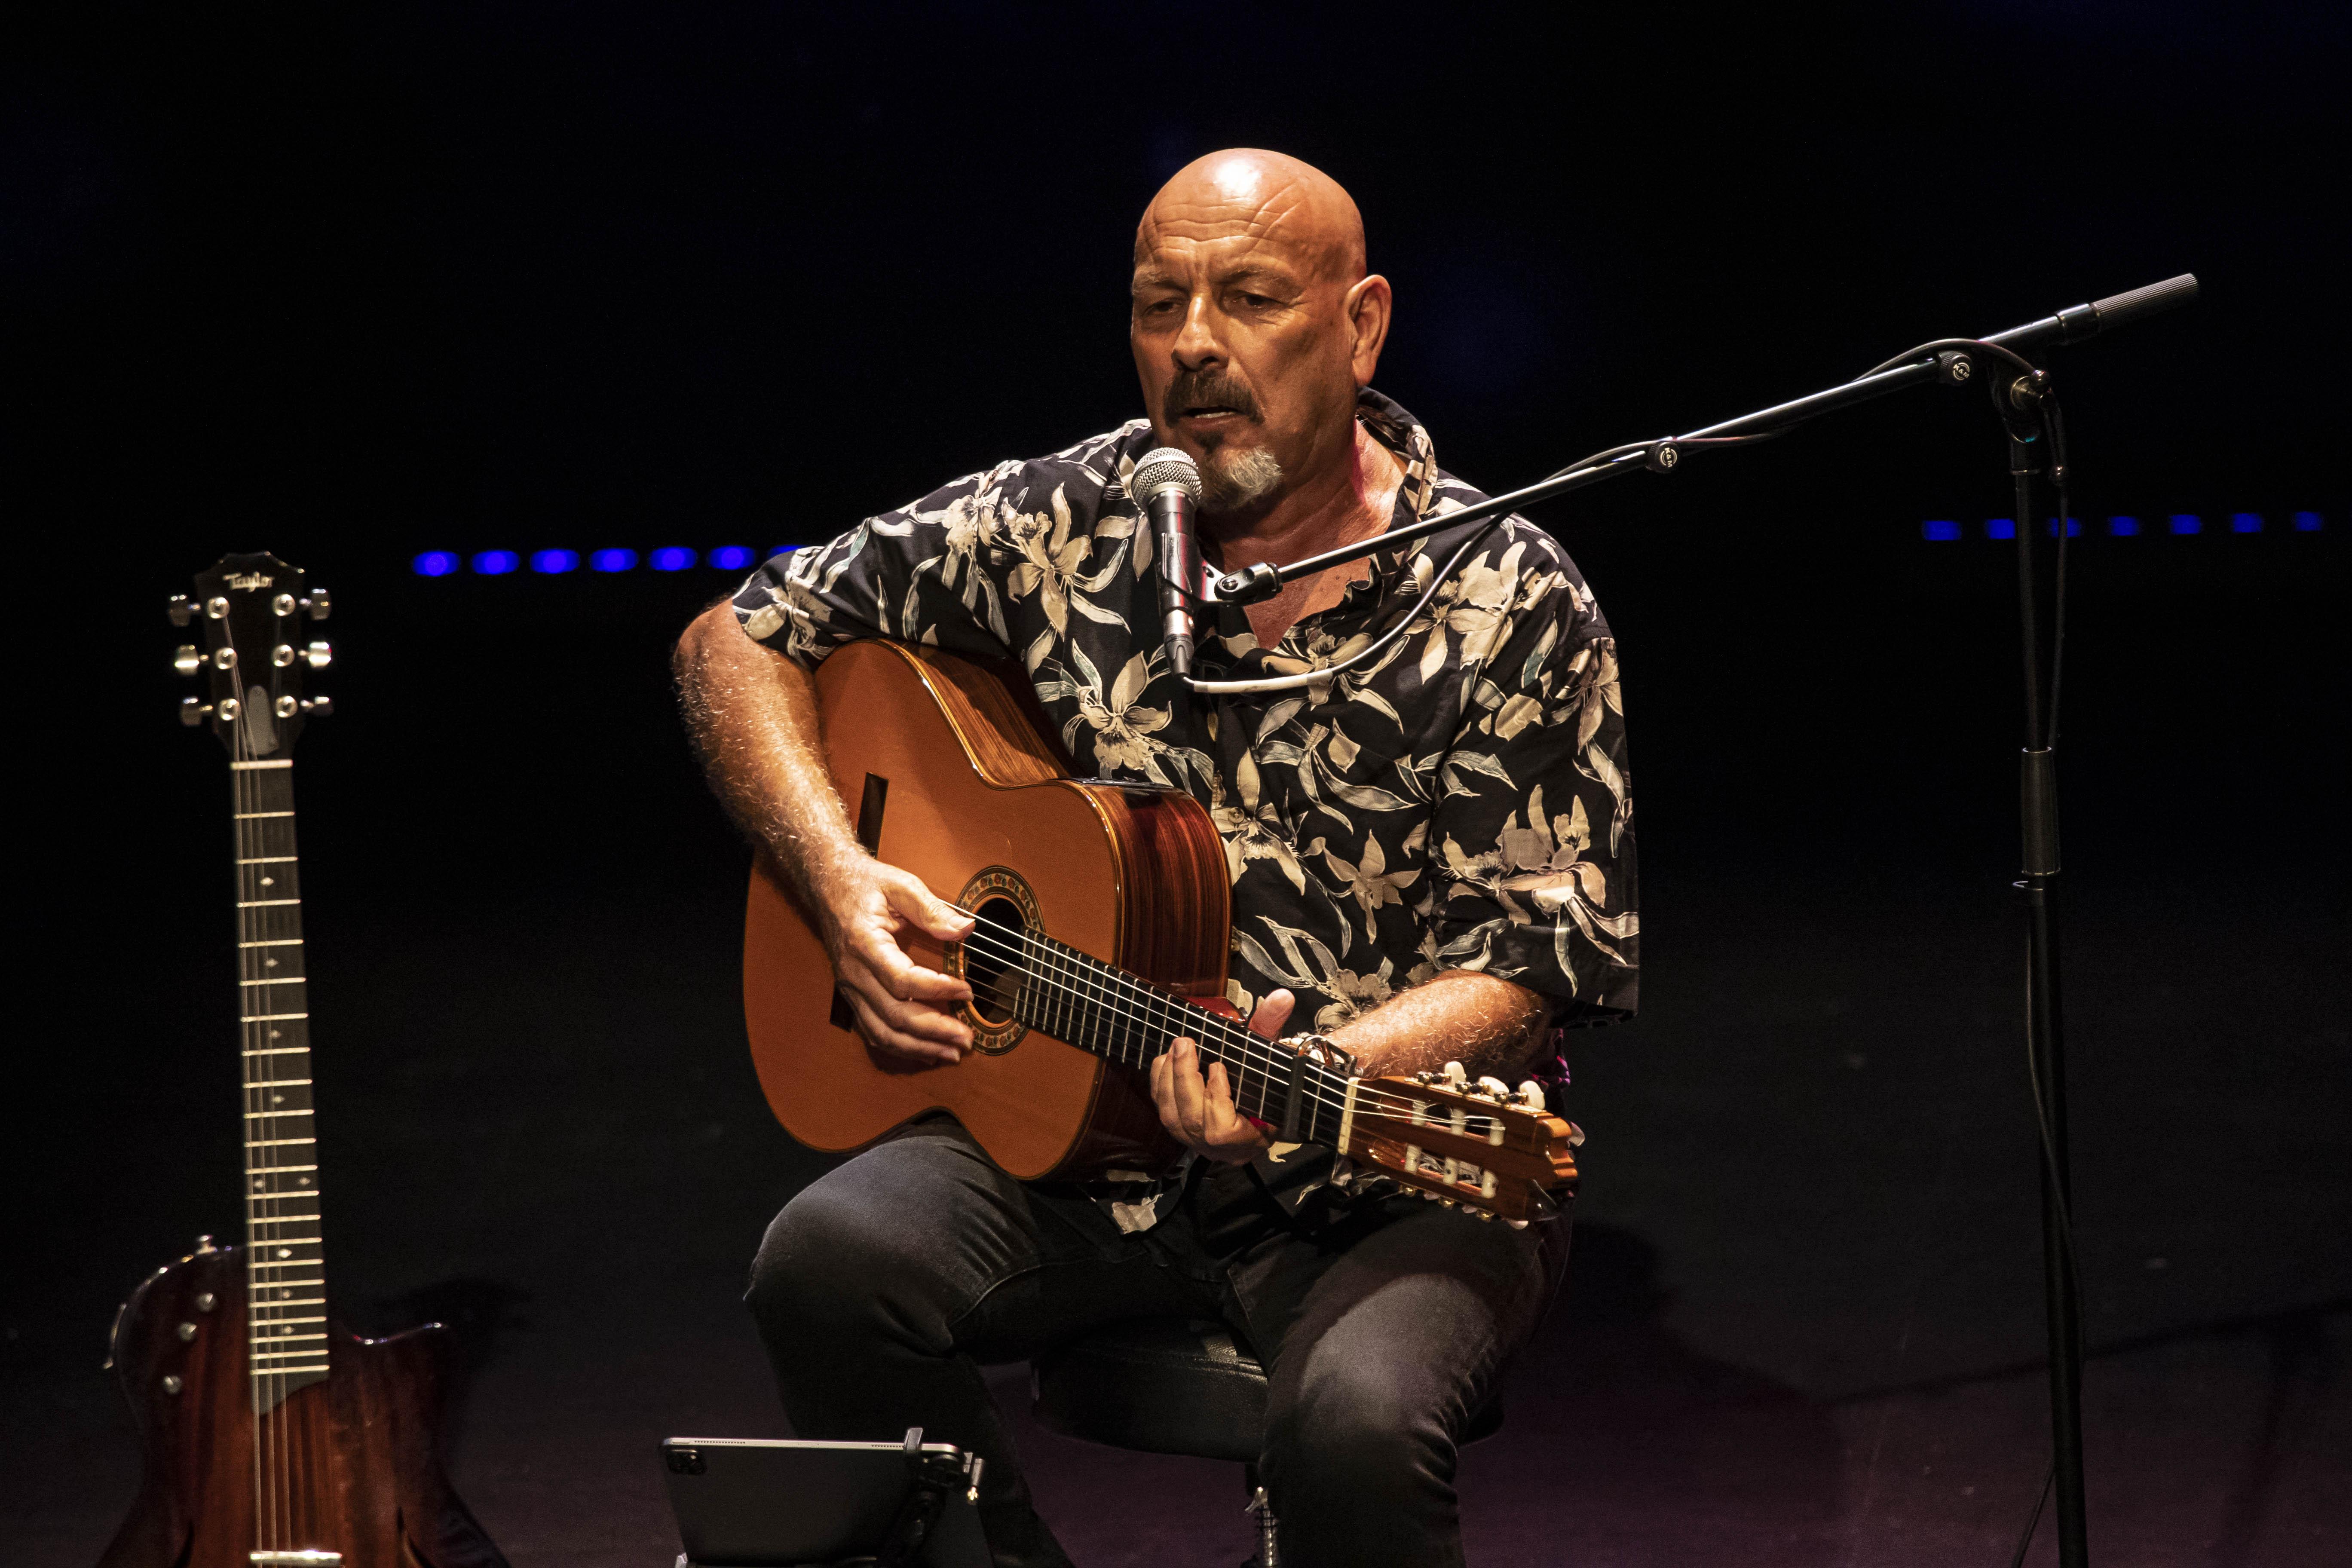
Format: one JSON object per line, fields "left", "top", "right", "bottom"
{"left": 1172, "top": 292, "right": 1224, "bottom": 371}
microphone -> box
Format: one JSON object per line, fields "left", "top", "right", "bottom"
{"left": 1131, "top": 447, "right": 1204, "bottom": 678}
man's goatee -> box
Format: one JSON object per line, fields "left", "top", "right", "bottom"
{"left": 1201, "top": 446, "right": 1284, "bottom": 511}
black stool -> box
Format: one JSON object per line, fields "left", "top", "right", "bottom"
{"left": 1031, "top": 1317, "right": 1501, "bottom": 1568}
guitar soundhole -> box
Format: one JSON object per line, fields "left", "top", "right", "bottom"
{"left": 949, "top": 865, "right": 1040, "bottom": 1055}
{"left": 963, "top": 895, "right": 1027, "bottom": 1024}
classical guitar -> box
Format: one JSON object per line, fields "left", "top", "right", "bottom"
{"left": 98, "top": 553, "right": 506, "bottom": 1568}
{"left": 741, "top": 639, "right": 1583, "bottom": 1225}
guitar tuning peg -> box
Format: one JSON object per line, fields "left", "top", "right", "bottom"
{"left": 1515, "top": 1080, "right": 1547, "bottom": 1113}
{"left": 302, "top": 640, "right": 332, "bottom": 670}
{"left": 167, "top": 595, "right": 198, "bottom": 627}
{"left": 179, "top": 698, "right": 211, "bottom": 727}
{"left": 173, "top": 645, "right": 203, "bottom": 677}
{"left": 1441, "top": 1061, "right": 1468, "bottom": 1087}
{"left": 301, "top": 588, "right": 331, "bottom": 621}
{"left": 300, "top": 696, "right": 334, "bottom": 718}
{"left": 1475, "top": 1075, "right": 1511, "bottom": 1100}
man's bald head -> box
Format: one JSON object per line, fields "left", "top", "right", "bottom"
{"left": 1134, "top": 150, "right": 1367, "bottom": 287}
{"left": 1130, "top": 150, "right": 1391, "bottom": 518}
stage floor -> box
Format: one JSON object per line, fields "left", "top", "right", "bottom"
{"left": 8, "top": 854, "right": 2345, "bottom": 1565}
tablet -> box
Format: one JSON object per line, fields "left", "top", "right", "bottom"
{"left": 662, "top": 1436, "right": 991, "bottom": 1568}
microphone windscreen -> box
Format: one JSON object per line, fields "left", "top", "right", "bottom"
{"left": 1132, "top": 447, "right": 1203, "bottom": 503}
{"left": 2090, "top": 273, "right": 2199, "bottom": 333}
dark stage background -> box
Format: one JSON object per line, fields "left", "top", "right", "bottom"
{"left": 6, "top": 3, "right": 2346, "bottom": 1564}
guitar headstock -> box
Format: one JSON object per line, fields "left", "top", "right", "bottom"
{"left": 1335, "top": 1063, "right": 1583, "bottom": 1226}
{"left": 170, "top": 552, "right": 334, "bottom": 754}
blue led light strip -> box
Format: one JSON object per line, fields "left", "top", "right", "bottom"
{"left": 1918, "top": 511, "right": 2324, "bottom": 542}
{"left": 413, "top": 545, "right": 801, "bottom": 577}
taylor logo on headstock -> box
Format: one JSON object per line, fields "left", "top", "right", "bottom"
{"left": 171, "top": 551, "right": 334, "bottom": 749}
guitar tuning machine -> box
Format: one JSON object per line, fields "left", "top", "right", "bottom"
{"left": 167, "top": 595, "right": 197, "bottom": 628}
{"left": 300, "top": 696, "right": 333, "bottom": 717}
{"left": 179, "top": 698, "right": 211, "bottom": 727}
{"left": 173, "top": 644, "right": 203, "bottom": 677}
{"left": 303, "top": 588, "right": 331, "bottom": 622}
{"left": 303, "top": 640, "right": 332, "bottom": 670}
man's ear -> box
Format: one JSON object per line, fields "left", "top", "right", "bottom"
{"left": 1344, "top": 273, "right": 1393, "bottom": 385}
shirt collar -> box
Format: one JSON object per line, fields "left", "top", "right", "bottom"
{"left": 1353, "top": 385, "right": 1440, "bottom": 531}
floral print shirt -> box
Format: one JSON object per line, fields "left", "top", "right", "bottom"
{"left": 733, "top": 388, "right": 1638, "bottom": 1041}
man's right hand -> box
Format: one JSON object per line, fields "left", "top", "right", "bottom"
{"left": 817, "top": 856, "right": 977, "bottom": 1068}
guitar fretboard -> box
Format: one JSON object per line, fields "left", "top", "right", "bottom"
{"left": 988, "top": 923, "right": 1348, "bottom": 1148}
{"left": 232, "top": 760, "right": 330, "bottom": 1401}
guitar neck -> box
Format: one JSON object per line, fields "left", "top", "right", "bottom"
{"left": 232, "top": 760, "right": 331, "bottom": 1396}
{"left": 1001, "top": 928, "right": 1353, "bottom": 1148}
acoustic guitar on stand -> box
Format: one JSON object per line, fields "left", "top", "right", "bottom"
{"left": 741, "top": 639, "right": 1583, "bottom": 1225}
{"left": 98, "top": 553, "right": 506, "bottom": 1568}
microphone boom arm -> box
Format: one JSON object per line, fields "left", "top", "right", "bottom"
{"left": 1210, "top": 273, "right": 2197, "bottom": 608}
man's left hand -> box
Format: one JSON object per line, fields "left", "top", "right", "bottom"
{"left": 1152, "top": 989, "right": 1296, "bottom": 1162}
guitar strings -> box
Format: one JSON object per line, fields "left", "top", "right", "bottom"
{"left": 242, "top": 682, "right": 296, "bottom": 1553}
{"left": 947, "top": 916, "right": 1359, "bottom": 1121}
{"left": 947, "top": 914, "right": 1499, "bottom": 1131}
{"left": 950, "top": 909, "right": 1441, "bottom": 1122}
{"left": 231, "top": 669, "right": 276, "bottom": 1553}
{"left": 943, "top": 913, "right": 1513, "bottom": 1135}
{"left": 944, "top": 922, "right": 1531, "bottom": 1206}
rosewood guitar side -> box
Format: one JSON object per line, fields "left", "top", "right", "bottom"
{"left": 742, "top": 640, "right": 1228, "bottom": 1180}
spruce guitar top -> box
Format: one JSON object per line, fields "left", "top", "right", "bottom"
{"left": 741, "top": 639, "right": 1583, "bottom": 1225}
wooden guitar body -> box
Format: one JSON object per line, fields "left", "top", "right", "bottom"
{"left": 98, "top": 1238, "right": 505, "bottom": 1568}
{"left": 743, "top": 639, "right": 1228, "bottom": 1179}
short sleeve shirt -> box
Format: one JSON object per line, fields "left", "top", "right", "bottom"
{"left": 732, "top": 388, "right": 1638, "bottom": 1035}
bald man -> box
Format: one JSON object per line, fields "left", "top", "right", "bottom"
{"left": 676, "top": 150, "right": 1638, "bottom": 1567}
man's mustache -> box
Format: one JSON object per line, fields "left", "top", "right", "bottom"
{"left": 1164, "top": 370, "right": 1262, "bottom": 426}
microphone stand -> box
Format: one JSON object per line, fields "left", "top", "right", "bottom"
{"left": 1213, "top": 274, "right": 2200, "bottom": 1568}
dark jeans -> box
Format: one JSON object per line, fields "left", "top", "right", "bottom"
{"left": 745, "top": 1119, "right": 1569, "bottom": 1568}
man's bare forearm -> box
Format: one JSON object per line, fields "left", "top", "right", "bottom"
{"left": 1326, "top": 970, "right": 1552, "bottom": 1084}
{"left": 673, "top": 599, "right": 859, "bottom": 904}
